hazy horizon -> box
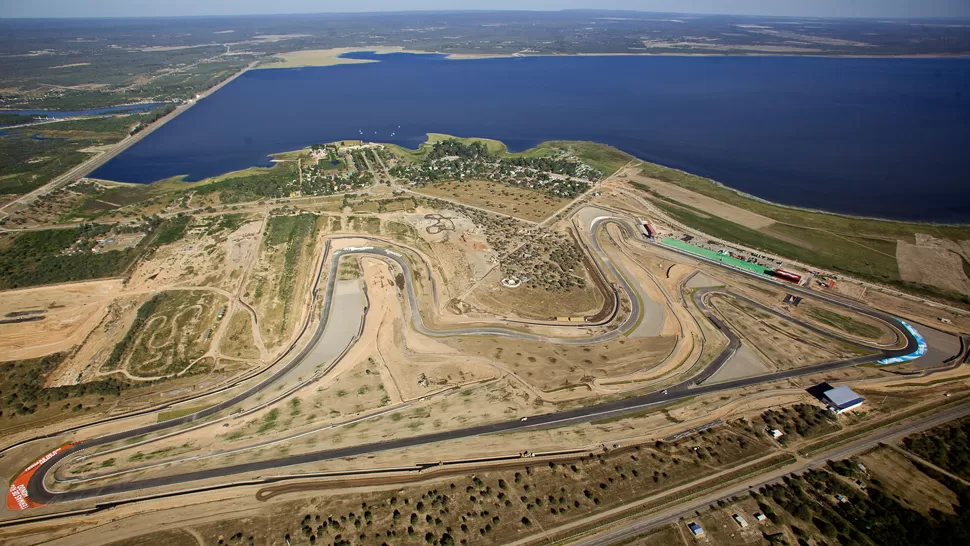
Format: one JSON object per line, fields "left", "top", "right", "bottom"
{"left": 2, "top": 1, "right": 970, "bottom": 19}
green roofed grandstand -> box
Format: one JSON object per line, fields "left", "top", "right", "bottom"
{"left": 661, "top": 238, "right": 772, "bottom": 276}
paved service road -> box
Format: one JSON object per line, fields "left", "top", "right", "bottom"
{"left": 19, "top": 209, "right": 924, "bottom": 507}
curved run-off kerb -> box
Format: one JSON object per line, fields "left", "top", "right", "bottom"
{"left": 877, "top": 321, "right": 927, "bottom": 365}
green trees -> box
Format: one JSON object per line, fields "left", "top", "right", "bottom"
{"left": 904, "top": 418, "right": 970, "bottom": 480}
{"left": 0, "top": 353, "right": 127, "bottom": 419}
{"left": 427, "top": 140, "right": 490, "bottom": 161}
{"left": 0, "top": 216, "right": 189, "bottom": 289}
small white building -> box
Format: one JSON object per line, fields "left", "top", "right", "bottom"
{"left": 822, "top": 385, "right": 865, "bottom": 414}
{"left": 754, "top": 512, "right": 768, "bottom": 523}
{"left": 687, "top": 522, "right": 705, "bottom": 537}
{"left": 768, "top": 428, "right": 785, "bottom": 440}
{"left": 732, "top": 514, "right": 748, "bottom": 528}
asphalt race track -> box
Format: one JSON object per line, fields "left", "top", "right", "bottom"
{"left": 19, "top": 210, "right": 922, "bottom": 507}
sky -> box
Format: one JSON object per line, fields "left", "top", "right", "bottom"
{"left": 1, "top": 0, "right": 969, "bottom": 19}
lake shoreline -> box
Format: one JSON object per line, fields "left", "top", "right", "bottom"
{"left": 91, "top": 54, "right": 969, "bottom": 222}
{"left": 256, "top": 47, "right": 970, "bottom": 69}
{"left": 128, "top": 133, "right": 967, "bottom": 229}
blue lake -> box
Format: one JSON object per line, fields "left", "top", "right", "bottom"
{"left": 91, "top": 53, "right": 970, "bottom": 222}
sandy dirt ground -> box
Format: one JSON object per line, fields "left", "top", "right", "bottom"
{"left": 127, "top": 219, "right": 262, "bottom": 294}
{"left": 600, "top": 223, "right": 669, "bottom": 338}
{"left": 464, "top": 267, "right": 605, "bottom": 319}
{"left": 367, "top": 261, "right": 500, "bottom": 400}
{"left": 610, "top": 165, "right": 776, "bottom": 230}
{"left": 707, "top": 344, "right": 771, "bottom": 384}
{"left": 218, "top": 310, "right": 261, "bottom": 361}
{"left": 791, "top": 298, "right": 899, "bottom": 346}
{"left": 711, "top": 294, "right": 862, "bottom": 371}
{"left": 684, "top": 272, "right": 722, "bottom": 290}
{"left": 0, "top": 279, "right": 124, "bottom": 361}
{"left": 411, "top": 210, "right": 495, "bottom": 304}
{"left": 896, "top": 239, "right": 970, "bottom": 295}
{"left": 440, "top": 334, "right": 677, "bottom": 392}
{"left": 259, "top": 47, "right": 435, "bottom": 68}
{"left": 47, "top": 294, "right": 147, "bottom": 386}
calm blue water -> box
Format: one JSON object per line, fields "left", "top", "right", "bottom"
{"left": 92, "top": 53, "right": 970, "bottom": 222}
{"left": 1, "top": 103, "right": 165, "bottom": 118}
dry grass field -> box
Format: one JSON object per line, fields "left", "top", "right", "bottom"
{"left": 896, "top": 239, "right": 970, "bottom": 295}
{"left": 414, "top": 179, "right": 572, "bottom": 223}
{"left": 441, "top": 335, "right": 678, "bottom": 392}
{"left": 711, "top": 295, "right": 867, "bottom": 371}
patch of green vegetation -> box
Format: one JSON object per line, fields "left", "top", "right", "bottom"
{"left": 0, "top": 224, "right": 119, "bottom": 289}
{"left": 97, "top": 184, "right": 154, "bottom": 207}
{"left": 101, "top": 294, "right": 161, "bottom": 373}
{"left": 264, "top": 213, "right": 317, "bottom": 333}
{"left": 755, "top": 462, "right": 970, "bottom": 546}
{"left": 760, "top": 404, "right": 839, "bottom": 445}
{"left": 0, "top": 113, "right": 36, "bottom": 127}
{"left": 217, "top": 213, "right": 245, "bottom": 232}
{"left": 317, "top": 158, "right": 345, "bottom": 170}
{"left": 903, "top": 415, "right": 970, "bottom": 481}
{"left": 647, "top": 195, "right": 970, "bottom": 307}
{"left": 390, "top": 133, "right": 509, "bottom": 163}
{"left": 258, "top": 409, "right": 281, "bottom": 433}
{"left": 535, "top": 140, "right": 631, "bottom": 177}
{"left": 346, "top": 215, "right": 381, "bottom": 235}
{"left": 0, "top": 113, "right": 170, "bottom": 196}
{"left": 633, "top": 163, "right": 970, "bottom": 306}
{"left": 0, "top": 214, "right": 192, "bottom": 289}
{"left": 337, "top": 257, "right": 362, "bottom": 280}
{"left": 807, "top": 307, "right": 884, "bottom": 339}
{"left": 193, "top": 161, "right": 300, "bottom": 203}
{"left": 0, "top": 353, "right": 127, "bottom": 422}
{"left": 104, "top": 289, "right": 220, "bottom": 377}
{"left": 148, "top": 214, "right": 190, "bottom": 246}
{"left": 265, "top": 213, "right": 315, "bottom": 246}
{"left": 391, "top": 133, "right": 629, "bottom": 177}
